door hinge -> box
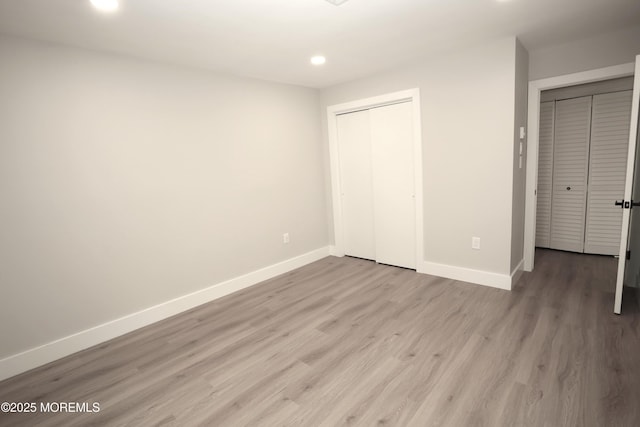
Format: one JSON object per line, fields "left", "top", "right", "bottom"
{"left": 627, "top": 250, "right": 631, "bottom": 260}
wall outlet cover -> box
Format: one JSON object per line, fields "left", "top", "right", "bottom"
{"left": 472, "top": 237, "right": 481, "bottom": 250}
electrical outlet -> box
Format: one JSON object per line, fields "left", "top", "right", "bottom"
{"left": 283, "top": 233, "right": 290, "bottom": 244}
{"left": 472, "top": 237, "right": 481, "bottom": 250}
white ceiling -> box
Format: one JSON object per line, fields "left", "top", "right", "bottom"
{"left": 0, "top": 0, "right": 639, "bottom": 88}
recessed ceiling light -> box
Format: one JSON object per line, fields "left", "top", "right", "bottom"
{"left": 90, "top": 0, "right": 119, "bottom": 13}
{"left": 311, "top": 56, "right": 326, "bottom": 66}
{"left": 325, "top": 0, "right": 350, "bottom": 5}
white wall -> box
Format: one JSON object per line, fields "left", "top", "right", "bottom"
{"left": 529, "top": 25, "right": 640, "bottom": 81}
{"left": 510, "top": 39, "right": 529, "bottom": 272}
{"left": 0, "top": 36, "right": 328, "bottom": 360}
{"left": 321, "top": 37, "right": 520, "bottom": 280}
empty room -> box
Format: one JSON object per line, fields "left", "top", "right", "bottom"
{"left": 1, "top": 0, "right": 640, "bottom": 425}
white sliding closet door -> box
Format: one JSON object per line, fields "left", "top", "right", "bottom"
{"left": 337, "top": 110, "right": 375, "bottom": 260}
{"left": 536, "top": 101, "right": 555, "bottom": 248}
{"left": 550, "top": 96, "right": 592, "bottom": 253}
{"left": 336, "top": 101, "right": 416, "bottom": 269}
{"left": 585, "top": 90, "right": 633, "bottom": 255}
{"left": 370, "top": 102, "right": 416, "bottom": 269}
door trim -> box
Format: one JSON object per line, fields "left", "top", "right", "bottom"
{"left": 327, "top": 89, "right": 424, "bottom": 269}
{"left": 524, "top": 63, "right": 635, "bottom": 272}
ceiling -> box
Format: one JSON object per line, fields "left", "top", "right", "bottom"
{"left": 0, "top": 0, "right": 639, "bottom": 88}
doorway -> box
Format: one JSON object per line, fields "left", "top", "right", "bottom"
{"left": 535, "top": 78, "right": 634, "bottom": 255}
{"left": 525, "top": 63, "right": 635, "bottom": 270}
{"left": 524, "top": 60, "right": 640, "bottom": 314}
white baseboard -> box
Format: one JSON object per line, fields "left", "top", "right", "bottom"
{"left": 420, "top": 261, "right": 512, "bottom": 291}
{"left": 0, "top": 247, "right": 330, "bottom": 382}
{"left": 511, "top": 258, "right": 525, "bottom": 287}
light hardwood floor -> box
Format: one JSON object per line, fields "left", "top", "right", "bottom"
{"left": 1, "top": 249, "right": 639, "bottom": 426}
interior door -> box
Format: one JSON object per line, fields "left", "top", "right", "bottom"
{"left": 584, "top": 90, "right": 633, "bottom": 255}
{"left": 615, "top": 55, "right": 640, "bottom": 314}
{"left": 337, "top": 109, "right": 376, "bottom": 261}
{"left": 550, "top": 96, "right": 592, "bottom": 253}
{"left": 624, "top": 123, "right": 640, "bottom": 289}
{"left": 370, "top": 101, "right": 416, "bottom": 269}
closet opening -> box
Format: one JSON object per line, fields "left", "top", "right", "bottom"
{"left": 525, "top": 59, "right": 640, "bottom": 314}
{"left": 535, "top": 76, "right": 634, "bottom": 256}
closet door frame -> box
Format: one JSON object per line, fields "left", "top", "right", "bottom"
{"left": 327, "top": 89, "right": 424, "bottom": 270}
{"left": 524, "top": 63, "right": 635, "bottom": 271}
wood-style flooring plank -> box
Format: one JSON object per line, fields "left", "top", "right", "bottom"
{"left": 1, "top": 251, "right": 639, "bottom": 426}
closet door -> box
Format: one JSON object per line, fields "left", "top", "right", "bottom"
{"left": 550, "top": 96, "right": 592, "bottom": 253}
{"left": 584, "top": 90, "right": 633, "bottom": 255}
{"left": 536, "top": 101, "right": 555, "bottom": 247}
{"left": 370, "top": 102, "right": 416, "bottom": 269}
{"left": 337, "top": 110, "right": 376, "bottom": 260}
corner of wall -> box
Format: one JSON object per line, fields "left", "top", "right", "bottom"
{"left": 511, "top": 258, "right": 525, "bottom": 287}
{"left": 509, "top": 34, "right": 530, "bottom": 273}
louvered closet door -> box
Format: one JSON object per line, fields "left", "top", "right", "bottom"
{"left": 337, "top": 110, "right": 376, "bottom": 260}
{"left": 550, "top": 96, "right": 592, "bottom": 253}
{"left": 536, "top": 101, "right": 555, "bottom": 247}
{"left": 584, "top": 90, "right": 633, "bottom": 255}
